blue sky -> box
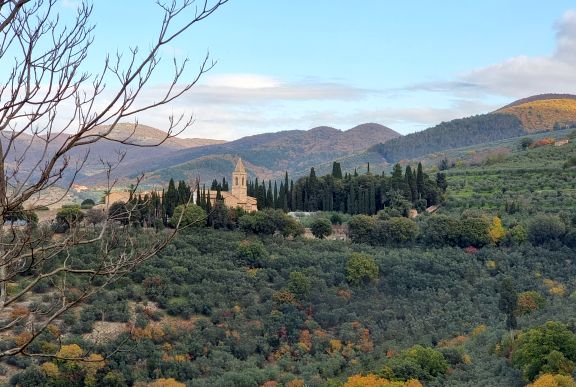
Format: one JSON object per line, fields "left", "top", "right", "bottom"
{"left": 58, "top": 0, "right": 576, "bottom": 139}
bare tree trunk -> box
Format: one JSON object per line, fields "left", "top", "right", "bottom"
{"left": 0, "top": 141, "right": 6, "bottom": 308}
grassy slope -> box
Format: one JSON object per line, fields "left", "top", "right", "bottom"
{"left": 442, "top": 132, "right": 576, "bottom": 217}
{"left": 497, "top": 98, "right": 576, "bottom": 132}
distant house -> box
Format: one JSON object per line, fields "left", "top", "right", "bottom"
{"left": 206, "top": 158, "right": 258, "bottom": 212}
{"left": 555, "top": 139, "right": 570, "bottom": 146}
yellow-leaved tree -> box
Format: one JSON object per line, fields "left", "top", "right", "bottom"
{"left": 489, "top": 216, "right": 506, "bottom": 245}
{"left": 342, "top": 374, "right": 422, "bottom": 387}
{"left": 529, "top": 373, "right": 576, "bottom": 387}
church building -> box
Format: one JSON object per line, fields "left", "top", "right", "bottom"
{"left": 207, "top": 158, "right": 258, "bottom": 212}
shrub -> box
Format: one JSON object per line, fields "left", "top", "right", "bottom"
{"left": 236, "top": 240, "right": 269, "bottom": 268}
{"left": 519, "top": 137, "right": 534, "bottom": 149}
{"left": 9, "top": 365, "right": 46, "bottom": 387}
{"left": 169, "top": 204, "right": 206, "bottom": 228}
{"left": 531, "top": 373, "right": 576, "bottom": 387}
{"left": 80, "top": 198, "right": 95, "bottom": 208}
{"left": 346, "top": 252, "right": 379, "bottom": 286}
{"left": 55, "top": 205, "right": 84, "bottom": 232}
{"left": 310, "top": 218, "right": 332, "bottom": 239}
{"left": 288, "top": 272, "right": 311, "bottom": 298}
{"left": 85, "top": 208, "right": 106, "bottom": 226}
{"left": 373, "top": 217, "right": 418, "bottom": 246}
{"left": 512, "top": 321, "right": 576, "bottom": 381}
{"left": 281, "top": 217, "right": 305, "bottom": 238}
{"left": 459, "top": 216, "right": 491, "bottom": 247}
{"left": 421, "top": 215, "right": 460, "bottom": 247}
{"left": 386, "top": 345, "right": 449, "bottom": 381}
{"left": 108, "top": 201, "right": 129, "bottom": 225}
{"left": 516, "top": 291, "right": 546, "bottom": 315}
{"left": 330, "top": 212, "right": 344, "bottom": 225}
{"left": 528, "top": 214, "right": 566, "bottom": 245}
{"left": 348, "top": 215, "right": 376, "bottom": 244}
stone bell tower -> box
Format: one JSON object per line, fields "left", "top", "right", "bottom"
{"left": 231, "top": 158, "right": 247, "bottom": 200}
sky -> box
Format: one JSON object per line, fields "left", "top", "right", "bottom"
{"left": 53, "top": 1, "right": 576, "bottom": 139}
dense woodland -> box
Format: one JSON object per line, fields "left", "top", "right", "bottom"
{"left": 370, "top": 113, "right": 525, "bottom": 162}
{"left": 4, "top": 138, "right": 576, "bottom": 386}
{"left": 246, "top": 162, "right": 444, "bottom": 215}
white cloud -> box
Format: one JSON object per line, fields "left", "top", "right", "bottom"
{"left": 185, "top": 75, "right": 370, "bottom": 104}
{"left": 460, "top": 9, "right": 576, "bottom": 98}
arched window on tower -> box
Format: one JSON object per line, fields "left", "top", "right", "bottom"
{"left": 242, "top": 177, "right": 244, "bottom": 186}
{"left": 235, "top": 177, "right": 238, "bottom": 186}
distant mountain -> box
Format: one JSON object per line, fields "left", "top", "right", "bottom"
{"left": 79, "top": 123, "right": 401, "bottom": 186}
{"left": 0, "top": 123, "right": 225, "bottom": 185}
{"left": 371, "top": 94, "right": 576, "bottom": 163}
{"left": 95, "top": 123, "right": 226, "bottom": 148}
{"left": 496, "top": 93, "right": 576, "bottom": 132}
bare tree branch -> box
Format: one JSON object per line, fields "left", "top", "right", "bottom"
{"left": 0, "top": 0, "right": 227, "bottom": 360}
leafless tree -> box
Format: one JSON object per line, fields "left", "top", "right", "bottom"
{"left": 0, "top": 0, "right": 227, "bottom": 358}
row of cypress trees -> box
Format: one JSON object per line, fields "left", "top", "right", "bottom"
{"left": 145, "top": 161, "right": 447, "bottom": 225}
{"left": 247, "top": 162, "right": 446, "bottom": 215}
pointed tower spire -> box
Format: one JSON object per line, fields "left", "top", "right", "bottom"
{"left": 232, "top": 157, "right": 247, "bottom": 200}
{"left": 234, "top": 157, "right": 246, "bottom": 173}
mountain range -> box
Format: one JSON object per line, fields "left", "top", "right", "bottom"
{"left": 3, "top": 94, "right": 576, "bottom": 189}
{"left": 80, "top": 123, "right": 400, "bottom": 186}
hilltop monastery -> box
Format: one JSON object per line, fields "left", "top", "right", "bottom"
{"left": 105, "top": 158, "right": 258, "bottom": 212}
{"left": 206, "top": 158, "right": 258, "bottom": 212}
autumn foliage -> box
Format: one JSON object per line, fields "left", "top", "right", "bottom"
{"left": 342, "top": 374, "right": 422, "bottom": 387}
{"left": 529, "top": 373, "right": 576, "bottom": 387}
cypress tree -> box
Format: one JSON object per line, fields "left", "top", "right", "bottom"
{"left": 200, "top": 185, "right": 207, "bottom": 210}
{"left": 309, "top": 167, "right": 317, "bottom": 181}
{"left": 348, "top": 181, "right": 357, "bottom": 214}
{"left": 177, "top": 180, "right": 189, "bottom": 205}
{"left": 222, "top": 177, "right": 229, "bottom": 191}
{"left": 295, "top": 185, "right": 303, "bottom": 210}
{"left": 367, "top": 162, "right": 370, "bottom": 174}
{"left": 499, "top": 278, "right": 518, "bottom": 330}
{"left": 273, "top": 181, "right": 278, "bottom": 208}
{"left": 332, "top": 162, "right": 343, "bottom": 179}
{"left": 216, "top": 186, "right": 222, "bottom": 201}
{"left": 436, "top": 172, "right": 447, "bottom": 192}
{"left": 165, "top": 178, "right": 178, "bottom": 217}
{"left": 308, "top": 168, "right": 319, "bottom": 211}
{"left": 369, "top": 181, "right": 376, "bottom": 214}
{"left": 416, "top": 162, "right": 424, "bottom": 199}
{"left": 266, "top": 181, "right": 273, "bottom": 208}
{"left": 284, "top": 172, "right": 290, "bottom": 211}
{"left": 256, "top": 180, "right": 266, "bottom": 210}
{"left": 358, "top": 188, "right": 364, "bottom": 214}
{"left": 405, "top": 165, "right": 416, "bottom": 202}
{"left": 290, "top": 180, "right": 295, "bottom": 211}
{"left": 391, "top": 163, "right": 403, "bottom": 183}
{"left": 206, "top": 190, "right": 213, "bottom": 226}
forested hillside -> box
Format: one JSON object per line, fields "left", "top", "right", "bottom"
{"left": 370, "top": 95, "right": 576, "bottom": 164}
{"left": 370, "top": 113, "right": 525, "bottom": 163}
